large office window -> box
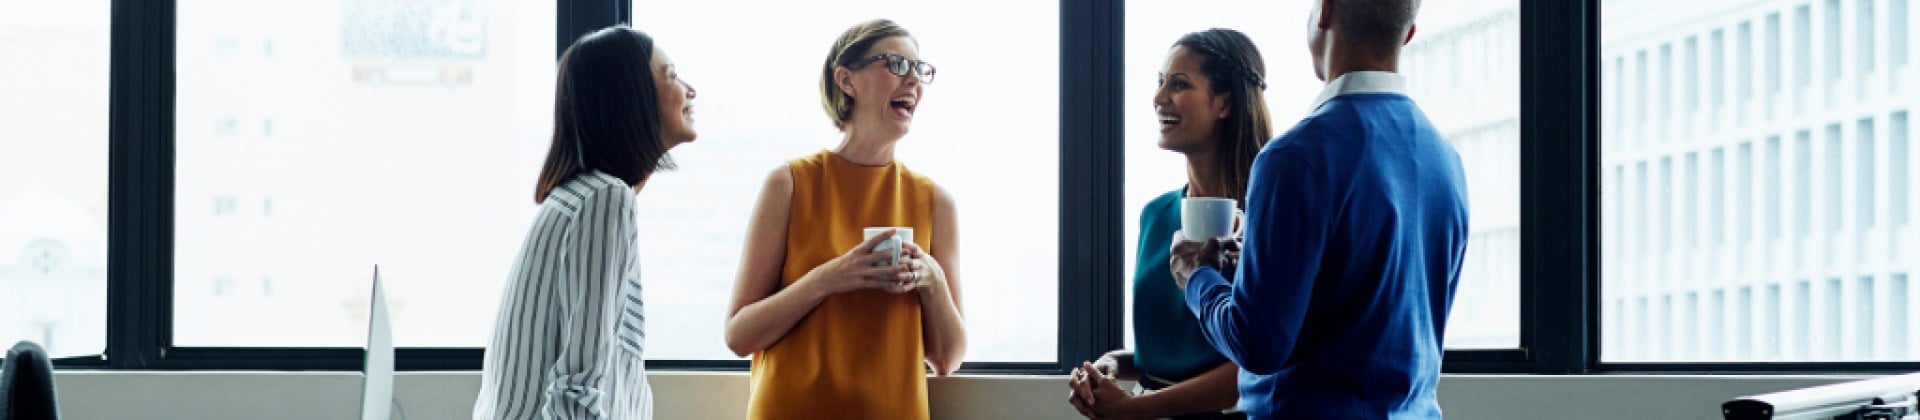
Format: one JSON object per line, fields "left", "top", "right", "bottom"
{"left": 0, "top": 1, "right": 110, "bottom": 358}
{"left": 1603, "top": 0, "right": 1920, "bottom": 362}
{"left": 173, "top": 0, "right": 557, "bottom": 347}
{"left": 631, "top": 0, "right": 1059, "bottom": 362}
{"left": 1121, "top": 0, "right": 1521, "bottom": 350}
{"left": 93, "top": 0, "right": 1920, "bottom": 375}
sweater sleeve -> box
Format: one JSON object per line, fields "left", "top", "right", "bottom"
{"left": 1186, "top": 147, "right": 1330, "bottom": 375}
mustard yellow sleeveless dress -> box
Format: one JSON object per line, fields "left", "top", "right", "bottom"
{"left": 746, "top": 150, "right": 937, "bottom": 420}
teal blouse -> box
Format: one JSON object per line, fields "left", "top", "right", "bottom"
{"left": 1131, "top": 188, "right": 1230, "bottom": 383}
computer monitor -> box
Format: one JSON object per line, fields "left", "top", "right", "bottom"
{"left": 360, "top": 265, "right": 394, "bottom": 420}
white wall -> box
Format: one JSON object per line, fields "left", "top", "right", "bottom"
{"left": 47, "top": 371, "right": 1860, "bottom": 419}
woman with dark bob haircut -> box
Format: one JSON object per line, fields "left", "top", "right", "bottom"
{"left": 473, "top": 26, "right": 697, "bottom": 420}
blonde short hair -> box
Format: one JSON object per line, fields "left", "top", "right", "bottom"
{"left": 820, "top": 19, "right": 915, "bottom": 131}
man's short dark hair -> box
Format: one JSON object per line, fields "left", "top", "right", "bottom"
{"left": 1337, "top": 0, "right": 1422, "bottom": 55}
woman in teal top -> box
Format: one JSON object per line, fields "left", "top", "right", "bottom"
{"left": 1066, "top": 29, "right": 1272, "bottom": 420}
{"left": 1133, "top": 188, "right": 1232, "bottom": 384}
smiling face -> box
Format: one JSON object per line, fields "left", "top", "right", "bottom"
{"left": 651, "top": 47, "right": 697, "bottom": 148}
{"left": 837, "top": 36, "right": 924, "bottom": 139}
{"left": 1153, "top": 45, "right": 1230, "bottom": 154}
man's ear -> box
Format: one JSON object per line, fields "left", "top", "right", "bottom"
{"left": 1317, "top": 0, "right": 1336, "bottom": 30}
{"left": 1404, "top": 24, "right": 1418, "bottom": 45}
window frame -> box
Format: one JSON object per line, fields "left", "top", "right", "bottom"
{"left": 78, "top": 0, "right": 1914, "bottom": 376}
{"left": 98, "top": 0, "right": 1102, "bottom": 374}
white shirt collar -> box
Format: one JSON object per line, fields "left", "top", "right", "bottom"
{"left": 1310, "top": 71, "right": 1409, "bottom": 111}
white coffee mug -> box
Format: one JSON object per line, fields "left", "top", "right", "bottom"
{"left": 862, "top": 227, "right": 916, "bottom": 266}
{"left": 1181, "top": 198, "right": 1242, "bottom": 242}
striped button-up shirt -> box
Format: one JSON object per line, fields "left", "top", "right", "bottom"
{"left": 474, "top": 171, "right": 651, "bottom": 420}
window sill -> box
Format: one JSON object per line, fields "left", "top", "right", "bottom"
{"left": 47, "top": 370, "right": 1867, "bottom": 419}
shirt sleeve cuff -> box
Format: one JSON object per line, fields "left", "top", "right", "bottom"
{"left": 543, "top": 382, "right": 607, "bottom": 419}
{"left": 1184, "top": 266, "right": 1228, "bottom": 314}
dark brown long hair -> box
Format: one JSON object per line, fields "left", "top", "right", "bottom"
{"left": 535, "top": 26, "right": 676, "bottom": 203}
{"left": 1175, "top": 28, "right": 1273, "bottom": 204}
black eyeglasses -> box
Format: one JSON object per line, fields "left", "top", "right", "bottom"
{"left": 850, "top": 53, "right": 936, "bottom": 85}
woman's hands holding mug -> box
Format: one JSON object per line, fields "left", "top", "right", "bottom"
{"left": 888, "top": 241, "right": 946, "bottom": 294}
{"left": 1170, "top": 231, "right": 1242, "bottom": 291}
{"left": 799, "top": 229, "right": 915, "bottom": 297}
{"left": 798, "top": 229, "right": 945, "bottom": 297}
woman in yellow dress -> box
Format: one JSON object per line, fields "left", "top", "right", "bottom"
{"left": 721, "top": 19, "right": 967, "bottom": 420}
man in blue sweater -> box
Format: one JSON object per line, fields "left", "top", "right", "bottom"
{"left": 1170, "top": 0, "right": 1468, "bottom": 418}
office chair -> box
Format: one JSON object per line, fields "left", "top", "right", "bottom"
{"left": 1, "top": 340, "right": 60, "bottom": 420}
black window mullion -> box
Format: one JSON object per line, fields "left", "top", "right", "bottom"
{"left": 151, "top": 348, "right": 360, "bottom": 370}
{"left": 559, "top": 0, "right": 629, "bottom": 59}
{"left": 50, "top": 355, "right": 108, "bottom": 368}
{"left": 1516, "top": 0, "right": 1601, "bottom": 373}
{"left": 1604, "top": 362, "right": 1920, "bottom": 374}
{"left": 145, "top": 348, "right": 483, "bottom": 371}
{"left": 1442, "top": 349, "right": 1533, "bottom": 373}
{"left": 399, "top": 348, "right": 485, "bottom": 371}
{"left": 106, "top": 0, "right": 175, "bottom": 370}
{"left": 1058, "top": 0, "right": 1125, "bottom": 375}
